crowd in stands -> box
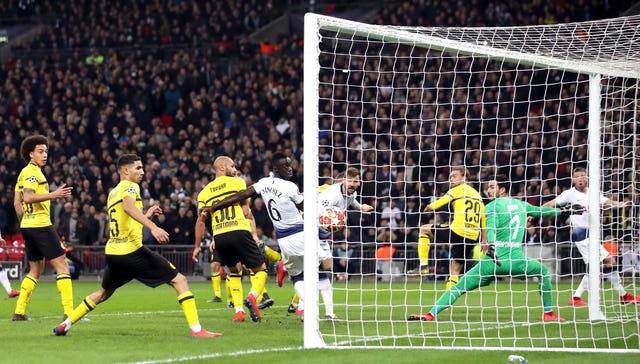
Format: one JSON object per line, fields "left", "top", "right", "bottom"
{"left": 0, "top": 0, "right": 637, "bottom": 275}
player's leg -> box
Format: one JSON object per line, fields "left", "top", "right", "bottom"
{"left": 318, "top": 238, "right": 335, "bottom": 319}
{"left": 416, "top": 223, "right": 432, "bottom": 274}
{"left": 171, "top": 272, "right": 221, "bottom": 337}
{"left": 521, "top": 257, "right": 564, "bottom": 321}
{"left": 208, "top": 259, "right": 222, "bottom": 303}
{"left": 568, "top": 238, "right": 591, "bottom": 306}
{"left": 49, "top": 254, "right": 74, "bottom": 317}
{"left": 409, "top": 262, "right": 484, "bottom": 321}
{"left": 238, "top": 232, "right": 267, "bottom": 323}
{"left": 53, "top": 287, "right": 114, "bottom": 335}
{"left": 12, "top": 259, "right": 43, "bottom": 321}
{"left": 601, "top": 253, "right": 639, "bottom": 304}
{"left": 446, "top": 233, "right": 468, "bottom": 291}
{"left": 0, "top": 264, "right": 19, "bottom": 297}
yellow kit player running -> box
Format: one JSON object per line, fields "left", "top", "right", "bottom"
{"left": 197, "top": 156, "right": 268, "bottom": 323}
{"left": 13, "top": 135, "right": 74, "bottom": 321}
{"left": 53, "top": 154, "right": 220, "bottom": 338}
{"left": 420, "top": 166, "right": 484, "bottom": 290}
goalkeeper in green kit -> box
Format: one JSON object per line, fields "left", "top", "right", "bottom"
{"left": 409, "top": 174, "right": 565, "bottom": 322}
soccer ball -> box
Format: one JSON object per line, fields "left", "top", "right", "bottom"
{"left": 318, "top": 206, "right": 346, "bottom": 233}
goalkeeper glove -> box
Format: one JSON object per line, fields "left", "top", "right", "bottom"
{"left": 562, "top": 203, "right": 585, "bottom": 215}
{"left": 485, "top": 244, "right": 501, "bottom": 266}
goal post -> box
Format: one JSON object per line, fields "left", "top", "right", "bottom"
{"left": 303, "top": 12, "right": 640, "bottom": 351}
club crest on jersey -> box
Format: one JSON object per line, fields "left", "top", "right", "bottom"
{"left": 27, "top": 175, "right": 37, "bottom": 183}
{"left": 126, "top": 186, "right": 136, "bottom": 194}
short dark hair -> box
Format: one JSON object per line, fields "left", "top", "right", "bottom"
{"left": 491, "top": 173, "right": 510, "bottom": 193}
{"left": 117, "top": 154, "right": 141, "bottom": 170}
{"left": 272, "top": 152, "right": 287, "bottom": 165}
{"left": 20, "top": 135, "right": 48, "bottom": 161}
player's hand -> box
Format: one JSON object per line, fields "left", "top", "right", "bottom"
{"left": 151, "top": 226, "right": 170, "bottom": 244}
{"left": 145, "top": 205, "right": 163, "bottom": 218}
{"left": 485, "top": 244, "right": 501, "bottom": 266}
{"left": 54, "top": 184, "right": 73, "bottom": 199}
{"left": 361, "top": 204, "right": 374, "bottom": 213}
{"left": 562, "top": 203, "right": 585, "bottom": 215}
{"left": 192, "top": 246, "right": 201, "bottom": 262}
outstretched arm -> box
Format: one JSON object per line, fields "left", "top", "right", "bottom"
{"left": 202, "top": 186, "right": 257, "bottom": 213}
{"left": 526, "top": 203, "right": 561, "bottom": 218}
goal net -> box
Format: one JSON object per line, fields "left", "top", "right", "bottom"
{"left": 303, "top": 13, "right": 640, "bottom": 352}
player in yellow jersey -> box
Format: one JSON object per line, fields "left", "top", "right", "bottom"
{"left": 196, "top": 156, "right": 268, "bottom": 323}
{"left": 12, "top": 135, "right": 74, "bottom": 321}
{"left": 420, "top": 166, "right": 484, "bottom": 290}
{"left": 53, "top": 154, "right": 221, "bottom": 338}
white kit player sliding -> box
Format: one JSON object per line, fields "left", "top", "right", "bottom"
{"left": 0, "top": 232, "right": 20, "bottom": 298}
{"left": 203, "top": 152, "right": 329, "bottom": 318}
{"left": 318, "top": 167, "right": 374, "bottom": 319}
{"left": 543, "top": 167, "right": 639, "bottom": 306}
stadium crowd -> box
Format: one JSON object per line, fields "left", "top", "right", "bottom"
{"left": 0, "top": 0, "right": 637, "bottom": 275}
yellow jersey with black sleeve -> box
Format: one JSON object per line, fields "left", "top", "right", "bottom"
{"left": 197, "top": 176, "right": 252, "bottom": 236}
{"left": 15, "top": 163, "right": 52, "bottom": 228}
{"left": 427, "top": 183, "right": 484, "bottom": 240}
{"left": 105, "top": 180, "right": 143, "bottom": 255}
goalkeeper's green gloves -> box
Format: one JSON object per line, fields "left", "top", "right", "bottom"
{"left": 562, "top": 203, "right": 585, "bottom": 215}
{"left": 485, "top": 244, "right": 501, "bottom": 266}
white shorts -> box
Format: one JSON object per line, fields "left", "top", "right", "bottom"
{"left": 277, "top": 232, "right": 332, "bottom": 277}
{"left": 575, "top": 238, "right": 610, "bottom": 264}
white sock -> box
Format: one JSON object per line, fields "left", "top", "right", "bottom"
{"left": 604, "top": 271, "right": 627, "bottom": 296}
{"left": 318, "top": 278, "right": 334, "bottom": 316}
{"left": 0, "top": 270, "right": 12, "bottom": 294}
{"left": 293, "top": 280, "right": 305, "bottom": 311}
{"left": 190, "top": 323, "right": 202, "bottom": 332}
{"left": 573, "top": 275, "right": 588, "bottom": 298}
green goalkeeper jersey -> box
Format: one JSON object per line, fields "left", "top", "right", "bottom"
{"left": 485, "top": 197, "right": 560, "bottom": 259}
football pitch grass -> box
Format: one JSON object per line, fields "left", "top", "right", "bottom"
{"left": 0, "top": 278, "right": 638, "bottom": 364}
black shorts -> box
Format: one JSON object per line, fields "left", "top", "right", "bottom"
{"left": 21, "top": 226, "right": 66, "bottom": 261}
{"left": 102, "top": 247, "right": 178, "bottom": 290}
{"left": 209, "top": 249, "right": 222, "bottom": 264}
{"left": 213, "top": 230, "right": 264, "bottom": 269}
{"left": 432, "top": 223, "right": 478, "bottom": 267}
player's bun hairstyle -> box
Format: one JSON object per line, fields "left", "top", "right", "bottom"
{"left": 117, "top": 154, "right": 142, "bottom": 170}
{"left": 20, "top": 135, "right": 49, "bottom": 161}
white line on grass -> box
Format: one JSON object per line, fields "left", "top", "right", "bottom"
{"left": 118, "top": 346, "right": 303, "bottom": 364}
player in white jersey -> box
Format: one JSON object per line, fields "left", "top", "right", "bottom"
{"left": 203, "top": 152, "right": 331, "bottom": 317}
{"left": 317, "top": 167, "right": 374, "bottom": 318}
{"left": 543, "top": 167, "right": 639, "bottom": 305}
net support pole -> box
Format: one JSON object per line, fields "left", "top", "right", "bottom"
{"left": 587, "top": 73, "right": 606, "bottom": 320}
{"left": 303, "top": 12, "right": 324, "bottom": 348}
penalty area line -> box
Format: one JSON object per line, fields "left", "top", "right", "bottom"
{"left": 118, "top": 346, "right": 302, "bottom": 364}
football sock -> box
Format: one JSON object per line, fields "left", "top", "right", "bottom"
{"left": 14, "top": 275, "right": 37, "bottom": 315}
{"left": 264, "top": 245, "right": 282, "bottom": 263}
{"left": 291, "top": 279, "right": 304, "bottom": 310}
{"left": 418, "top": 234, "right": 431, "bottom": 266}
{"left": 225, "top": 277, "right": 232, "bottom": 305}
{"left": 57, "top": 273, "right": 74, "bottom": 316}
{"left": 573, "top": 275, "right": 588, "bottom": 298}
{"left": 250, "top": 270, "right": 268, "bottom": 300}
{"left": 0, "top": 269, "right": 13, "bottom": 294}
{"left": 604, "top": 270, "right": 626, "bottom": 296}
{"left": 318, "top": 277, "right": 334, "bottom": 316}
{"left": 70, "top": 296, "right": 96, "bottom": 323}
{"left": 228, "top": 271, "right": 244, "bottom": 308}
{"left": 250, "top": 271, "right": 266, "bottom": 301}
{"left": 445, "top": 275, "right": 459, "bottom": 291}
{"left": 177, "top": 291, "right": 200, "bottom": 328}
{"left": 211, "top": 270, "right": 221, "bottom": 298}
{"left": 292, "top": 294, "right": 300, "bottom": 305}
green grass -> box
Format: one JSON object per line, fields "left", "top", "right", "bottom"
{"left": 0, "top": 277, "right": 638, "bottom": 364}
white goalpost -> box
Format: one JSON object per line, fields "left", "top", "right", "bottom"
{"left": 303, "top": 13, "right": 640, "bottom": 351}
